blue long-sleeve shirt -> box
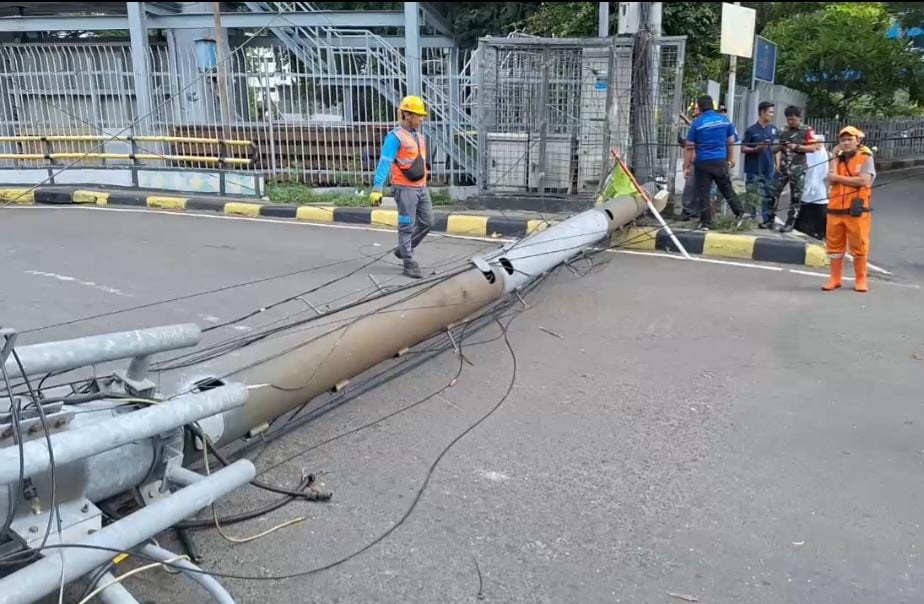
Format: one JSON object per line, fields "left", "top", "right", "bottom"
{"left": 373, "top": 127, "right": 423, "bottom": 190}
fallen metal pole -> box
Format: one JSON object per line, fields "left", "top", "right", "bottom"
{"left": 0, "top": 384, "right": 247, "bottom": 485}
{"left": 477, "top": 196, "right": 648, "bottom": 293}
{"left": 94, "top": 572, "right": 142, "bottom": 604}
{"left": 167, "top": 196, "right": 648, "bottom": 448}
{"left": 140, "top": 544, "right": 237, "bottom": 604}
{"left": 3, "top": 324, "right": 201, "bottom": 379}
{"left": 0, "top": 461, "right": 255, "bottom": 604}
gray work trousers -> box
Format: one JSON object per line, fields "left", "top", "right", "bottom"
{"left": 395, "top": 186, "right": 433, "bottom": 262}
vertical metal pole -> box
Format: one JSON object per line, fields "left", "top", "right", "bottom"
{"left": 127, "top": 2, "right": 153, "bottom": 133}
{"left": 264, "top": 61, "right": 277, "bottom": 178}
{"left": 475, "top": 42, "right": 488, "bottom": 193}
{"left": 212, "top": 2, "right": 233, "bottom": 144}
{"left": 726, "top": 2, "right": 740, "bottom": 123}
{"left": 404, "top": 2, "right": 421, "bottom": 96}
{"left": 536, "top": 48, "right": 551, "bottom": 194}
{"left": 598, "top": 2, "right": 610, "bottom": 37}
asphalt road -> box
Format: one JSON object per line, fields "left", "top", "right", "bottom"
{"left": 2, "top": 204, "right": 923, "bottom": 604}
{"left": 869, "top": 167, "right": 924, "bottom": 281}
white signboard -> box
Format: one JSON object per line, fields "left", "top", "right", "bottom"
{"left": 720, "top": 3, "right": 756, "bottom": 58}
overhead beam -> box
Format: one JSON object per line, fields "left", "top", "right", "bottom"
{"left": 0, "top": 10, "right": 405, "bottom": 32}
{"left": 249, "top": 34, "right": 456, "bottom": 49}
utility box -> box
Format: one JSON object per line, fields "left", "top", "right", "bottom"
{"left": 486, "top": 132, "right": 529, "bottom": 191}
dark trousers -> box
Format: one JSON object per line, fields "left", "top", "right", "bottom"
{"left": 694, "top": 160, "right": 743, "bottom": 226}
{"left": 794, "top": 203, "right": 827, "bottom": 240}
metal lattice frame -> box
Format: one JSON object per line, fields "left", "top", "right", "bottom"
{"left": 475, "top": 36, "right": 686, "bottom": 199}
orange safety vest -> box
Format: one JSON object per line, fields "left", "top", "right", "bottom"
{"left": 390, "top": 127, "right": 428, "bottom": 188}
{"left": 828, "top": 146, "right": 873, "bottom": 215}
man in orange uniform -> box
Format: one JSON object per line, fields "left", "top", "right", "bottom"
{"left": 823, "top": 126, "right": 875, "bottom": 293}
{"left": 369, "top": 95, "right": 432, "bottom": 279}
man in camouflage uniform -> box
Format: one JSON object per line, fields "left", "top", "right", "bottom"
{"left": 767, "top": 105, "right": 816, "bottom": 232}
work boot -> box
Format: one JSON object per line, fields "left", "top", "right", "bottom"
{"left": 393, "top": 247, "right": 405, "bottom": 260}
{"left": 758, "top": 218, "right": 774, "bottom": 230}
{"left": 822, "top": 258, "right": 844, "bottom": 291}
{"left": 854, "top": 257, "right": 869, "bottom": 293}
{"left": 403, "top": 260, "right": 423, "bottom": 279}
{"left": 779, "top": 217, "right": 795, "bottom": 233}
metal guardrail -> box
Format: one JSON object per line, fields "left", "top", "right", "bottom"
{"left": 0, "top": 135, "right": 253, "bottom": 146}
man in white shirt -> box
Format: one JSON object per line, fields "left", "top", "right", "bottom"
{"left": 795, "top": 134, "right": 831, "bottom": 240}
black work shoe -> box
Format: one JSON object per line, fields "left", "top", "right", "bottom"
{"left": 697, "top": 223, "right": 711, "bottom": 232}
{"left": 780, "top": 221, "right": 795, "bottom": 233}
{"left": 758, "top": 220, "right": 774, "bottom": 229}
{"left": 393, "top": 247, "right": 405, "bottom": 260}
{"left": 403, "top": 262, "right": 423, "bottom": 279}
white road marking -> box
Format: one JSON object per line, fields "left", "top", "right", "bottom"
{"left": 25, "top": 270, "right": 133, "bottom": 297}
{"left": 8, "top": 206, "right": 914, "bottom": 288}
{"left": 611, "top": 250, "right": 919, "bottom": 289}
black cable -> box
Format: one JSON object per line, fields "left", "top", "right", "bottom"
{"left": 0, "top": 354, "right": 26, "bottom": 543}
{"left": 0, "top": 350, "right": 62, "bottom": 569}
{"left": 9, "top": 308, "right": 524, "bottom": 582}
{"left": 174, "top": 474, "right": 316, "bottom": 531}
{"left": 21, "top": 256, "right": 368, "bottom": 335}
{"left": 76, "top": 561, "right": 115, "bottom": 603}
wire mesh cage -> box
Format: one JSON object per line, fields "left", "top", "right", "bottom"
{"left": 475, "top": 35, "right": 685, "bottom": 201}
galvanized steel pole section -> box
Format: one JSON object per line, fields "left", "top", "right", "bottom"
{"left": 140, "top": 544, "right": 237, "bottom": 604}
{"left": 3, "top": 324, "right": 201, "bottom": 379}
{"left": 0, "top": 460, "right": 255, "bottom": 604}
{"left": 0, "top": 384, "right": 247, "bottom": 485}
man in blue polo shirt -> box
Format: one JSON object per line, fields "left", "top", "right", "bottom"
{"left": 741, "top": 101, "right": 780, "bottom": 228}
{"left": 683, "top": 95, "right": 746, "bottom": 231}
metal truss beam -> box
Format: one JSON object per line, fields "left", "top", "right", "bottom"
{"left": 0, "top": 10, "right": 404, "bottom": 32}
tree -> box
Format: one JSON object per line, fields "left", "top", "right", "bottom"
{"left": 762, "top": 2, "right": 924, "bottom": 117}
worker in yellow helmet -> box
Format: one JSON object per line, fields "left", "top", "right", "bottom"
{"left": 823, "top": 126, "right": 875, "bottom": 293}
{"left": 369, "top": 95, "right": 432, "bottom": 279}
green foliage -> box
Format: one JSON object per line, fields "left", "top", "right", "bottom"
{"left": 266, "top": 181, "right": 452, "bottom": 206}
{"left": 762, "top": 2, "right": 924, "bottom": 117}
{"left": 523, "top": 2, "right": 597, "bottom": 38}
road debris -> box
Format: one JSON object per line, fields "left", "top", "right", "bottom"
{"left": 539, "top": 327, "right": 565, "bottom": 340}
{"left": 667, "top": 592, "right": 699, "bottom": 602}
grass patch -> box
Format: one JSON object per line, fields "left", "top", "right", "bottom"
{"left": 266, "top": 181, "right": 454, "bottom": 207}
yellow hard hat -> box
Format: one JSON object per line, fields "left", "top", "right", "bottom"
{"left": 838, "top": 125, "right": 864, "bottom": 139}
{"left": 399, "top": 95, "right": 428, "bottom": 116}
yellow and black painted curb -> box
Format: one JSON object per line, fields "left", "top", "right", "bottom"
{"left": 7, "top": 186, "right": 827, "bottom": 267}
{"left": 8, "top": 187, "right": 552, "bottom": 240}
{"left": 614, "top": 226, "right": 829, "bottom": 268}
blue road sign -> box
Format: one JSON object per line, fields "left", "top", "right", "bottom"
{"left": 753, "top": 36, "right": 777, "bottom": 84}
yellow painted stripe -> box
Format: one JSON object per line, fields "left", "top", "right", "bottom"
{"left": 612, "top": 226, "right": 657, "bottom": 250}
{"left": 371, "top": 209, "right": 399, "bottom": 228}
{"left": 703, "top": 232, "right": 756, "bottom": 260}
{"left": 446, "top": 214, "right": 488, "bottom": 236}
{"left": 805, "top": 243, "right": 830, "bottom": 268}
{"left": 73, "top": 190, "right": 109, "bottom": 205}
{"left": 527, "top": 219, "right": 551, "bottom": 234}
{"left": 296, "top": 205, "right": 335, "bottom": 222}
{"left": 224, "top": 202, "right": 262, "bottom": 217}
{"left": 0, "top": 188, "right": 34, "bottom": 204}
{"left": 146, "top": 195, "right": 188, "bottom": 210}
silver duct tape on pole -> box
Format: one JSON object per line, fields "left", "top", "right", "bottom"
{"left": 167, "top": 267, "right": 506, "bottom": 448}
{"left": 477, "top": 195, "right": 648, "bottom": 293}
{"left": 4, "top": 324, "right": 201, "bottom": 379}
{"left": 0, "top": 384, "right": 247, "bottom": 485}
{"left": 0, "top": 460, "right": 255, "bottom": 604}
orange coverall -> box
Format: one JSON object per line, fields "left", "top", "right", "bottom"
{"left": 824, "top": 146, "right": 873, "bottom": 292}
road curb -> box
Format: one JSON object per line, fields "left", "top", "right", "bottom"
{"left": 10, "top": 186, "right": 553, "bottom": 240}
{"left": 615, "top": 226, "right": 829, "bottom": 267}
{"left": 876, "top": 157, "right": 924, "bottom": 172}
